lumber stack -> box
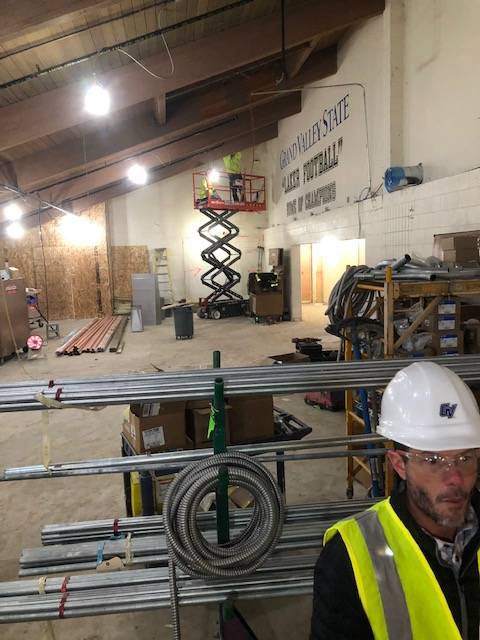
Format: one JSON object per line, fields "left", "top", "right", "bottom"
{"left": 56, "top": 316, "right": 125, "bottom": 356}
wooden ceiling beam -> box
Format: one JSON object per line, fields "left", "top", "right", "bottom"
{"left": 288, "top": 36, "right": 322, "bottom": 78}
{"left": 0, "top": 0, "right": 384, "bottom": 152}
{"left": 152, "top": 96, "right": 167, "bottom": 126}
{"left": 44, "top": 94, "right": 299, "bottom": 203}
{"left": 73, "top": 123, "right": 278, "bottom": 214}
{"left": 6, "top": 123, "right": 277, "bottom": 230}
{"left": 6, "top": 94, "right": 298, "bottom": 220}
{"left": 0, "top": 0, "right": 117, "bottom": 42}
{"left": 13, "top": 47, "right": 336, "bottom": 191}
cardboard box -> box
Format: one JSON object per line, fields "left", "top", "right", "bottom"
{"left": 250, "top": 292, "right": 283, "bottom": 317}
{"left": 464, "top": 324, "right": 480, "bottom": 354}
{"left": 439, "top": 236, "right": 479, "bottom": 251}
{"left": 186, "top": 405, "right": 231, "bottom": 448}
{"left": 437, "top": 300, "right": 460, "bottom": 315}
{"left": 424, "top": 314, "right": 459, "bottom": 331}
{"left": 461, "top": 305, "right": 480, "bottom": 323}
{"left": 227, "top": 395, "right": 275, "bottom": 445}
{"left": 431, "top": 330, "right": 464, "bottom": 355}
{"left": 124, "top": 401, "right": 186, "bottom": 454}
{"left": 442, "top": 249, "right": 479, "bottom": 264}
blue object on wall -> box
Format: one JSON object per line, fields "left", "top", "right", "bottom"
{"left": 384, "top": 163, "right": 423, "bottom": 193}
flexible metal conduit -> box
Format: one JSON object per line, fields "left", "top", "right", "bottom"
{"left": 164, "top": 453, "right": 284, "bottom": 578}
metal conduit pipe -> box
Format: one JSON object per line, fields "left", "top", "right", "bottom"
{"left": 0, "top": 572, "right": 314, "bottom": 623}
{"left": 2, "top": 434, "right": 387, "bottom": 481}
{"left": 1, "top": 354, "right": 480, "bottom": 391}
{"left": 390, "top": 254, "right": 411, "bottom": 271}
{"left": 40, "top": 500, "right": 374, "bottom": 545}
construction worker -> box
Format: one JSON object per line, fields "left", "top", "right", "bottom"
{"left": 311, "top": 361, "right": 480, "bottom": 640}
{"left": 223, "top": 152, "right": 243, "bottom": 202}
{"left": 197, "top": 174, "right": 219, "bottom": 207}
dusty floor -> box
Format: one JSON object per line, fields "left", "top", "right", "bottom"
{"left": 0, "top": 305, "right": 362, "bottom": 639}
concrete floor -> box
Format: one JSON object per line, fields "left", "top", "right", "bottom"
{"left": 0, "top": 305, "right": 361, "bottom": 639}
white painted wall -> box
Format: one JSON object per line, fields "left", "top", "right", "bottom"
{"left": 402, "top": 0, "right": 480, "bottom": 181}
{"left": 108, "top": 147, "right": 268, "bottom": 301}
{"left": 262, "top": 0, "right": 480, "bottom": 317}
{"left": 266, "top": 13, "right": 386, "bottom": 229}
{"left": 265, "top": 167, "right": 480, "bottom": 270}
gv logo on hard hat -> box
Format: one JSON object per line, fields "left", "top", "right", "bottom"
{"left": 439, "top": 403, "right": 457, "bottom": 419}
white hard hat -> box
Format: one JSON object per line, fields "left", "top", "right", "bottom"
{"left": 378, "top": 361, "right": 480, "bottom": 451}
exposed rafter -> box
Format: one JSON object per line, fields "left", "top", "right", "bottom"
{"left": 5, "top": 123, "right": 277, "bottom": 230}
{"left": 1, "top": 95, "right": 298, "bottom": 222}
{"left": 0, "top": 0, "right": 385, "bottom": 152}
{"left": 12, "top": 47, "right": 336, "bottom": 191}
{"left": 0, "top": 0, "right": 118, "bottom": 42}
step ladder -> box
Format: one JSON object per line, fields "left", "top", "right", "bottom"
{"left": 153, "top": 248, "right": 173, "bottom": 304}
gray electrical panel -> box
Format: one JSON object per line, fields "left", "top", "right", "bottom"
{"left": 131, "top": 273, "right": 163, "bottom": 326}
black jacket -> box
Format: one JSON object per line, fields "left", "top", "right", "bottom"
{"left": 310, "top": 488, "right": 480, "bottom": 640}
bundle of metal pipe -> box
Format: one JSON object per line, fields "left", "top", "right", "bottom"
{"left": 55, "top": 316, "right": 122, "bottom": 355}
{"left": 41, "top": 500, "right": 375, "bottom": 546}
{"left": 0, "top": 564, "right": 314, "bottom": 623}
{"left": 2, "top": 354, "right": 480, "bottom": 412}
{"left": 20, "top": 499, "right": 370, "bottom": 576}
{"left": 0, "top": 556, "right": 317, "bottom": 598}
{"left": 20, "top": 524, "right": 323, "bottom": 576}
{"left": 355, "top": 255, "right": 480, "bottom": 282}
{"left": 2, "top": 433, "right": 386, "bottom": 481}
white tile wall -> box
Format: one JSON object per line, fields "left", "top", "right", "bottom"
{"left": 264, "top": 168, "right": 480, "bottom": 267}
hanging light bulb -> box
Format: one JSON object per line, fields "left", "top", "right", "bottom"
{"left": 84, "top": 82, "right": 110, "bottom": 116}
{"left": 4, "top": 202, "right": 23, "bottom": 221}
{"left": 127, "top": 163, "right": 148, "bottom": 186}
{"left": 208, "top": 168, "right": 220, "bottom": 184}
{"left": 6, "top": 222, "right": 24, "bottom": 239}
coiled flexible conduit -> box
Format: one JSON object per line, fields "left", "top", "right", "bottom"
{"left": 164, "top": 452, "right": 285, "bottom": 578}
{"left": 163, "top": 452, "right": 285, "bottom": 639}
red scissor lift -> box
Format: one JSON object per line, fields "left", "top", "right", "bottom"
{"left": 193, "top": 171, "right": 266, "bottom": 319}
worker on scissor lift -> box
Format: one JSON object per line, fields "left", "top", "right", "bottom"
{"left": 197, "top": 175, "right": 219, "bottom": 207}
{"left": 223, "top": 152, "right": 243, "bottom": 202}
{"left": 311, "top": 361, "right": 480, "bottom": 640}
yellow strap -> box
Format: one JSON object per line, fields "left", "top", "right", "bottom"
{"left": 41, "top": 411, "right": 51, "bottom": 470}
{"left": 38, "top": 576, "right": 47, "bottom": 594}
{"left": 125, "top": 532, "right": 133, "bottom": 565}
{"left": 35, "top": 392, "right": 105, "bottom": 412}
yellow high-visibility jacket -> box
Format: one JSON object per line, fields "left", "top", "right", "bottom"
{"left": 324, "top": 498, "right": 480, "bottom": 639}
{"left": 223, "top": 152, "right": 241, "bottom": 174}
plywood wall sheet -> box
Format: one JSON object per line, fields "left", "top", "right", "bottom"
{"left": 111, "top": 246, "right": 150, "bottom": 301}
{"left": 1, "top": 203, "right": 112, "bottom": 320}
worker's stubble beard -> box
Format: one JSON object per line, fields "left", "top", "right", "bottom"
{"left": 407, "top": 481, "right": 471, "bottom": 529}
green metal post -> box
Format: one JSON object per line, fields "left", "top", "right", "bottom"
{"left": 213, "top": 376, "right": 229, "bottom": 543}
{"left": 213, "top": 349, "right": 229, "bottom": 544}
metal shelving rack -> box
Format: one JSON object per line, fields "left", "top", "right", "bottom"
{"left": 346, "top": 269, "right": 480, "bottom": 497}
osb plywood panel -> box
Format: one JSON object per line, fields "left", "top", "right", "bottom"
{"left": 111, "top": 245, "right": 150, "bottom": 301}
{"left": 1, "top": 203, "right": 112, "bottom": 320}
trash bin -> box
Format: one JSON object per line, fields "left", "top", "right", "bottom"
{"left": 173, "top": 305, "right": 194, "bottom": 339}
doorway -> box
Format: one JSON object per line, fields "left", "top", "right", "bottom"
{"left": 298, "top": 237, "right": 366, "bottom": 323}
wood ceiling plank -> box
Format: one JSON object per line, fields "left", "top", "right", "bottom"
{"left": 26, "top": 123, "right": 278, "bottom": 219}
{"left": 0, "top": 0, "right": 383, "bottom": 151}
{"left": 13, "top": 46, "right": 335, "bottom": 189}
{"left": 0, "top": 1, "right": 121, "bottom": 43}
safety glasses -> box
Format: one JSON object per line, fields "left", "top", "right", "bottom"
{"left": 397, "top": 450, "right": 479, "bottom": 475}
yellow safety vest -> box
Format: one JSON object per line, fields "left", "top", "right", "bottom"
{"left": 324, "top": 498, "right": 480, "bottom": 640}
{"left": 223, "top": 152, "right": 241, "bottom": 174}
{"left": 199, "top": 177, "right": 212, "bottom": 199}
